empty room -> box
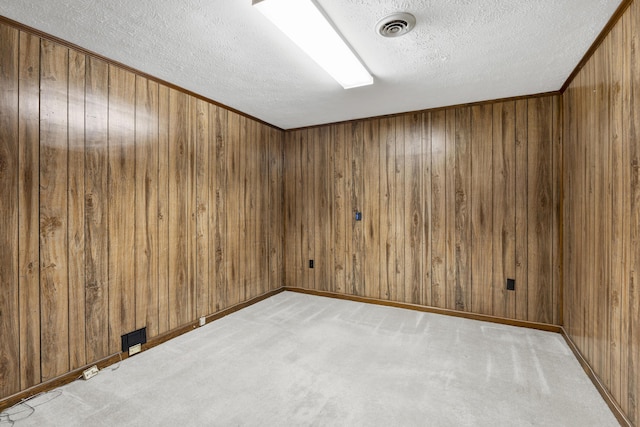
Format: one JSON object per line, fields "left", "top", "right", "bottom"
{"left": 0, "top": 0, "right": 638, "bottom": 425}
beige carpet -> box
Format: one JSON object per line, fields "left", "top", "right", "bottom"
{"left": 2, "top": 291, "right": 618, "bottom": 426}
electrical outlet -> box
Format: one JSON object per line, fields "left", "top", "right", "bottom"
{"left": 82, "top": 365, "right": 99, "bottom": 380}
{"left": 199, "top": 316, "right": 206, "bottom": 327}
{"left": 507, "top": 278, "right": 516, "bottom": 291}
{"left": 129, "top": 343, "right": 142, "bottom": 356}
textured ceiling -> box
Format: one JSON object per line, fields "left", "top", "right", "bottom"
{"left": 0, "top": 0, "right": 622, "bottom": 129}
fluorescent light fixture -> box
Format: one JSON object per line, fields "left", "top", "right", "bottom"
{"left": 253, "top": 0, "right": 373, "bottom": 89}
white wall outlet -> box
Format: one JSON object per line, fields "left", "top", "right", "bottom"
{"left": 82, "top": 365, "right": 99, "bottom": 380}
{"left": 199, "top": 316, "right": 206, "bottom": 327}
{"left": 129, "top": 343, "right": 142, "bottom": 356}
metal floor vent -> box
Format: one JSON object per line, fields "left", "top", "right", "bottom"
{"left": 376, "top": 12, "right": 416, "bottom": 38}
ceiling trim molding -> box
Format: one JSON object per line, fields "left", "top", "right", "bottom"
{"left": 286, "top": 90, "right": 562, "bottom": 132}
{"left": 0, "top": 14, "right": 285, "bottom": 132}
{"left": 560, "top": 0, "right": 633, "bottom": 93}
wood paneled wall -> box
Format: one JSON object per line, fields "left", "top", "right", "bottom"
{"left": 0, "top": 22, "right": 284, "bottom": 399}
{"left": 563, "top": 0, "right": 640, "bottom": 424}
{"left": 283, "top": 95, "right": 562, "bottom": 324}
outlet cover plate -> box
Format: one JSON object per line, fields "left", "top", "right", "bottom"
{"left": 129, "top": 343, "right": 142, "bottom": 356}
{"left": 82, "top": 365, "right": 99, "bottom": 380}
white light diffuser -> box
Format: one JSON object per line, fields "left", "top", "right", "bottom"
{"left": 253, "top": 0, "right": 373, "bottom": 89}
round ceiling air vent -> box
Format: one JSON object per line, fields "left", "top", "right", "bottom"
{"left": 376, "top": 12, "right": 416, "bottom": 38}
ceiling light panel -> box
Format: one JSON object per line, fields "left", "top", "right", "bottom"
{"left": 253, "top": 0, "right": 373, "bottom": 89}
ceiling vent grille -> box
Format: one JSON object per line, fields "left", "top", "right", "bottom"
{"left": 376, "top": 13, "right": 416, "bottom": 38}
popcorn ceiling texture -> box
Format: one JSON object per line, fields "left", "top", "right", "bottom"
{"left": 0, "top": 0, "right": 620, "bottom": 129}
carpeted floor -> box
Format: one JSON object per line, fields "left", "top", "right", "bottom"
{"left": 3, "top": 291, "right": 618, "bottom": 426}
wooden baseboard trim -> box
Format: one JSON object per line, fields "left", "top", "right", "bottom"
{"left": 559, "top": 327, "right": 631, "bottom": 427}
{"left": 0, "top": 288, "right": 284, "bottom": 412}
{"left": 283, "top": 287, "right": 561, "bottom": 333}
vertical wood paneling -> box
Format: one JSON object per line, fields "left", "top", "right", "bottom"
{"left": 363, "top": 119, "right": 380, "bottom": 299}
{"left": 186, "top": 96, "right": 197, "bottom": 321}
{"left": 293, "top": 130, "right": 303, "bottom": 289}
{"left": 283, "top": 97, "right": 559, "bottom": 325}
{"left": 379, "top": 118, "right": 394, "bottom": 300}
{"left": 492, "top": 102, "right": 516, "bottom": 319}
{"left": 0, "top": 22, "right": 285, "bottom": 402}
{"left": 226, "top": 111, "right": 240, "bottom": 306}
{"left": 238, "top": 116, "right": 249, "bottom": 299}
{"left": 608, "top": 17, "right": 624, "bottom": 408}
{"left": 258, "top": 124, "right": 270, "bottom": 294}
{"left": 157, "top": 84, "right": 170, "bottom": 333}
{"left": 84, "top": 57, "right": 109, "bottom": 361}
{"left": 431, "top": 111, "right": 446, "bottom": 308}
{"left": 302, "top": 129, "right": 314, "bottom": 290}
{"left": 135, "top": 76, "right": 160, "bottom": 336}
{"left": 333, "top": 125, "right": 346, "bottom": 294}
{"left": 213, "top": 105, "right": 227, "bottom": 310}
{"left": 352, "top": 123, "right": 364, "bottom": 295}
{"left": 405, "top": 113, "right": 423, "bottom": 305}
{"left": 17, "top": 30, "right": 41, "bottom": 388}
{"left": 514, "top": 100, "right": 529, "bottom": 321}
{"left": 269, "top": 127, "right": 283, "bottom": 290}
{"left": 470, "top": 105, "right": 493, "bottom": 315}
{"left": 0, "top": 23, "right": 20, "bottom": 396}
{"left": 168, "top": 89, "right": 190, "bottom": 327}
{"left": 527, "top": 97, "right": 553, "bottom": 324}
{"left": 319, "top": 126, "right": 331, "bottom": 292}
{"left": 209, "top": 105, "right": 222, "bottom": 310}
{"left": 562, "top": 2, "right": 640, "bottom": 423}
{"left": 455, "top": 107, "right": 472, "bottom": 311}
{"left": 393, "top": 117, "right": 405, "bottom": 302}
{"left": 283, "top": 131, "right": 296, "bottom": 288}
{"left": 68, "top": 49, "right": 86, "bottom": 370}
{"left": 39, "top": 40, "right": 69, "bottom": 380}
{"left": 107, "top": 65, "right": 136, "bottom": 352}
{"left": 628, "top": 1, "right": 640, "bottom": 422}
{"left": 194, "top": 98, "right": 209, "bottom": 317}
{"left": 595, "top": 42, "right": 611, "bottom": 386}
{"left": 444, "top": 110, "right": 457, "bottom": 311}
{"left": 422, "top": 113, "right": 432, "bottom": 307}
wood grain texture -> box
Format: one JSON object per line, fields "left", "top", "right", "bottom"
{"left": 405, "top": 113, "right": 423, "bottom": 305}
{"left": 455, "top": 107, "right": 472, "bottom": 312}
{"left": 212, "top": 105, "right": 228, "bottom": 310}
{"left": 527, "top": 97, "right": 553, "bottom": 324}
{"left": 39, "top": 40, "right": 70, "bottom": 380}
{"left": 492, "top": 102, "right": 516, "bottom": 319}
{"left": 562, "top": 1, "right": 640, "bottom": 423}
{"left": 393, "top": 117, "right": 406, "bottom": 302}
{"left": 431, "top": 111, "right": 446, "bottom": 308}
{"left": 157, "top": 84, "right": 170, "bottom": 334}
{"left": 168, "top": 89, "right": 190, "bottom": 328}
{"left": 68, "top": 49, "right": 86, "bottom": 370}
{"left": 135, "top": 76, "right": 160, "bottom": 335}
{"left": 0, "top": 22, "right": 284, "bottom": 401}
{"left": 194, "top": 98, "right": 209, "bottom": 317}
{"left": 283, "top": 95, "right": 560, "bottom": 325}
{"left": 363, "top": 119, "right": 380, "bottom": 299}
{"left": 0, "top": 23, "right": 20, "bottom": 397}
{"left": 84, "top": 56, "right": 110, "bottom": 361}
{"left": 380, "top": 118, "right": 394, "bottom": 300}
{"left": 333, "top": 124, "right": 346, "bottom": 294}
{"left": 18, "top": 30, "right": 41, "bottom": 389}
{"left": 514, "top": 100, "right": 529, "bottom": 321}
{"left": 107, "top": 65, "right": 136, "bottom": 352}
{"left": 470, "top": 104, "right": 493, "bottom": 316}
